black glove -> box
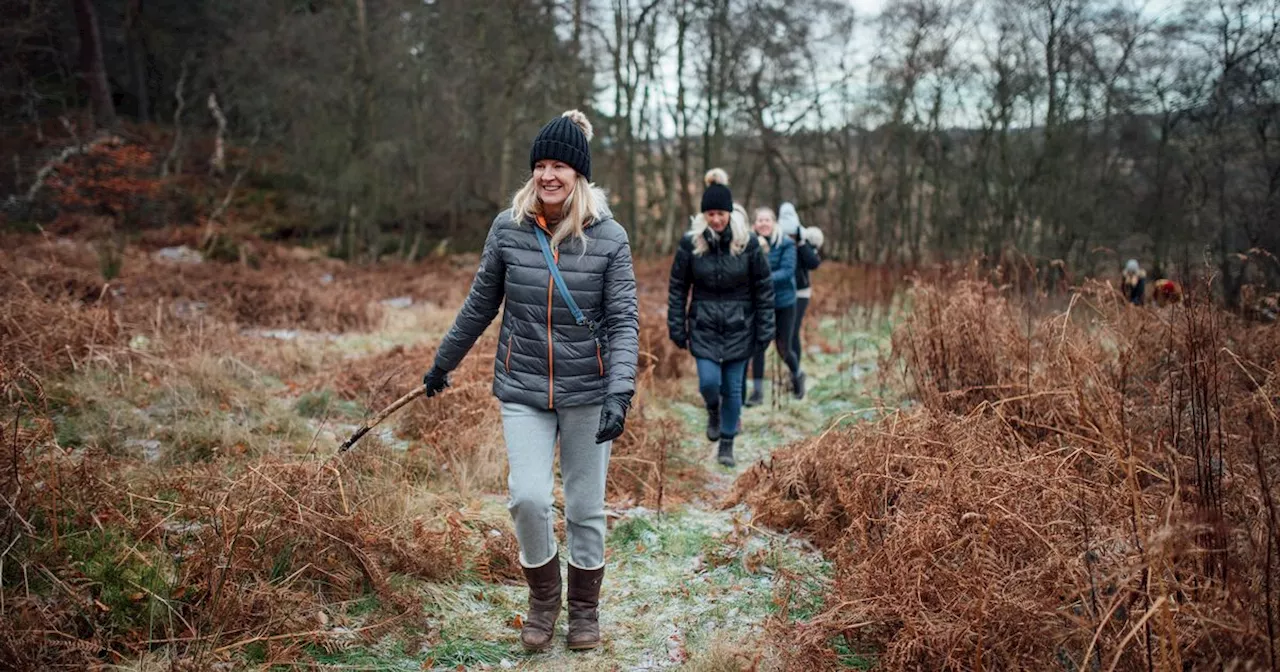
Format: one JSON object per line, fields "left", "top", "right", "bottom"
{"left": 672, "top": 335, "right": 688, "bottom": 350}
{"left": 595, "top": 392, "right": 633, "bottom": 444}
{"left": 422, "top": 365, "right": 451, "bottom": 398}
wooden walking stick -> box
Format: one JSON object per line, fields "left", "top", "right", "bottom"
{"left": 337, "top": 386, "right": 426, "bottom": 453}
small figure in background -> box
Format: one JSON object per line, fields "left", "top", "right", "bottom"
{"left": 1123, "top": 259, "right": 1146, "bottom": 305}
{"left": 1152, "top": 278, "right": 1183, "bottom": 307}
{"left": 744, "top": 205, "right": 804, "bottom": 406}
{"left": 782, "top": 204, "right": 822, "bottom": 371}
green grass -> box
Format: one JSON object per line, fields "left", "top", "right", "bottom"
{"left": 293, "top": 388, "right": 366, "bottom": 420}
{"left": 831, "top": 635, "right": 878, "bottom": 669}
{"left": 61, "top": 528, "right": 180, "bottom": 637}
{"left": 299, "top": 643, "right": 421, "bottom": 671}
{"left": 606, "top": 514, "right": 659, "bottom": 549}
{"left": 47, "top": 357, "right": 314, "bottom": 463}
{"left": 424, "top": 636, "right": 513, "bottom": 668}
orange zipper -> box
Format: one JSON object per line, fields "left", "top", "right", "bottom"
{"left": 505, "top": 332, "right": 515, "bottom": 371}
{"left": 596, "top": 342, "right": 604, "bottom": 376}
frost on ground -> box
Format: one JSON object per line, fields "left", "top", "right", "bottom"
{"left": 66, "top": 293, "right": 890, "bottom": 671}
{"left": 288, "top": 311, "right": 891, "bottom": 671}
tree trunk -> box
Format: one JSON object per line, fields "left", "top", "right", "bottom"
{"left": 702, "top": 0, "right": 719, "bottom": 169}
{"left": 71, "top": 0, "right": 117, "bottom": 129}
{"left": 125, "top": 0, "right": 150, "bottom": 121}
{"left": 675, "top": 0, "right": 693, "bottom": 217}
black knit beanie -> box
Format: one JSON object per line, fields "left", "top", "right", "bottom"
{"left": 701, "top": 168, "right": 733, "bottom": 213}
{"left": 530, "top": 110, "right": 593, "bottom": 180}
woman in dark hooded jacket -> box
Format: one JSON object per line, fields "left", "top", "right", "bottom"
{"left": 668, "top": 169, "right": 775, "bottom": 467}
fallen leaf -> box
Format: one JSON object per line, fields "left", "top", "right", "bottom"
{"left": 511, "top": 614, "right": 524, "bottom": 629}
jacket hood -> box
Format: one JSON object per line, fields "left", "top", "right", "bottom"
{"left": 584, "top": 185, "right": 613, "bottom": 228}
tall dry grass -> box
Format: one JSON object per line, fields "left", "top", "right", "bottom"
{"left": 734, "top": 277, "right": 1280, "bottom": 670}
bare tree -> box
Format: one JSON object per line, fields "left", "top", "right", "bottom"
{"left": 70, "top": 0, "right": 117, "bottom": 129}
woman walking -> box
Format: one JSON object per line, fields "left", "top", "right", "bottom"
{"left": 668, "top": 168, "right": 775, "bottom": 467}
{"left": 1123, "top": 258, "right": 1146, "bottom": 305}
{"left": 421, "top": 110, "right": 639, "bottom": 653}
{"left": 743, "top": 205, "right": 805, "bottom": 407}
{"left": 778, "top": 202, "right": 822, "bottom": 370}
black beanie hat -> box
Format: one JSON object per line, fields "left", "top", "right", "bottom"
{"left": 530, "top": 110, "right": 593, "bottom": 180}
{"left": 701, "top": 168, "right": 733, "bottom": 213}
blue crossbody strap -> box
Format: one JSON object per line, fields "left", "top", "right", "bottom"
{"left": 534, "top": 226, "right": 600, "bottom": 339}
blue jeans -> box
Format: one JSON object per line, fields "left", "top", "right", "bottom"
{"left": 694, "top": 357, "right": 748, "bottom": 438}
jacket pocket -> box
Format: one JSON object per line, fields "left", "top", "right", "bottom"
{"left": 726, "top": 303, "right": 747, "bottom": 331}
{"left": 504, "top": 332, "right": 516, "bottom": 372}
{"left": 595, "top": 341, "right": 605, "bottom": 377}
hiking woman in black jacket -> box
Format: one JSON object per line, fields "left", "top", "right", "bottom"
{"left": 667, "top": 169, "right": 775, "bottom": 467}
{"left": 422, "top": 110, "right": 639, "bottom": 653}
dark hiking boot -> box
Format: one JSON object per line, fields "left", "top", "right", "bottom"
{"left": 744, "top": 382, "right": 764, "bottom": 407}
{"left": 717, "top": 437, "right": 735, "bottom": 467}
{"left": 520, "top": 555, "right": 561, "bottom": 653}
{"left": 566, "top": 565, "right": 604, "bottom": 651}
{"left": 706, "top": 404, "right": 721, "bottom": 442}
{"left": 792, "top": 370, "right": 807, "bottom": 400}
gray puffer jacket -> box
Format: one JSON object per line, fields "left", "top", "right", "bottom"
{"left": 432, "top": 207, "right": 639, "bottom": 409}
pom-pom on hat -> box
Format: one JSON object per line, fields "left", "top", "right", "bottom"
{"left": 530, "top": 110, "right": 593, "bottom": 180}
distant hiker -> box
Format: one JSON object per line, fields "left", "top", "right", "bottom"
{"left": 1123, "top": 259, "right": 1146, "bottom": 305}
{"left": 422, "top": 110, "right": 639, "bottom": 653}
{"left": 743, "top": 205, "right": 805, "bottom": 407}
{"left": 668, "top": 168, "right": 775, "bottom": 468}
{"left": 779, "top": 203, "right": 821, "bottom": 389}
{"left": 1153, "top": 278, "right": 1183, "bottom": 306}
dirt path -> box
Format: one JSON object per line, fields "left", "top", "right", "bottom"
{"left": 275, "top": 307, "right": 890, "bottom": 671}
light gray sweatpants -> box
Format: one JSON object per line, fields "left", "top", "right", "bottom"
{"left": 500, "top": 402, "right": 611, "bottom": 570}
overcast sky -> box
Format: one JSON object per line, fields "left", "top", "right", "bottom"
{"left": 592, "top": 0, "right": 1192, "bottom": 134}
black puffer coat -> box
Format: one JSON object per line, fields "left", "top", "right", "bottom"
{"left": 795, "top": 239, "right": 821, "bottom": 291}
{"left": 667, "top": 230, "right": 775, "bottom": 362}
{"left": 433, "top": 208, "right": 639, "bottom": 409}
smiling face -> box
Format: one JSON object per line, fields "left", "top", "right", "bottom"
{"left": 534, "top": 160, "right": 577, "bottom": 213}
{"left": 705, "top": 210, "right": 730, "bottom": 232}
{"left": 753, "top": 210, "right": 776, "bottom": 237}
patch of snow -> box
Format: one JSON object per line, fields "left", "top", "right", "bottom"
{"left": 381, "top": 296, "right": 413, "bottom": 309}
{"left": 243, "top": 328, "right": 299, "bottom": 340}
{"left": 170, "top": 300, "right": 208, "bottom": 319}
{"left": 162, "top": 520, "right": 206, "bottom": 535}
{"left": 154, "top": 245, "right": 203, "bottom": 264}
{"left": 125, "top": 438, "right": 162, "bottom": 462}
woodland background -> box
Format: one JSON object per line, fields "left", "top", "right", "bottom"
{"left": 2, "top": 0, "right": 1278, "bottom": 298}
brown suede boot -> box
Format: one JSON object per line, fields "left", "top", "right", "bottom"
{"left": 566, "top": 564, "right": 604, "bottom": 650}
{"left": 520, "top": 555, "right": 561, "bottom": 653}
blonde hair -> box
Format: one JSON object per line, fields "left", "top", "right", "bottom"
{"left": 690, "top": 201, "right": 750, "bottom": 256}
{"left": 753, "top": 207, "right": 782, "bottom": 247}
{"left": 510, "top": 175, "right": 609, "bottom": 249}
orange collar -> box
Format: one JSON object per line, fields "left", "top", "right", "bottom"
{"left": 535, "top": 215, "right": 560, "bottom": 262}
